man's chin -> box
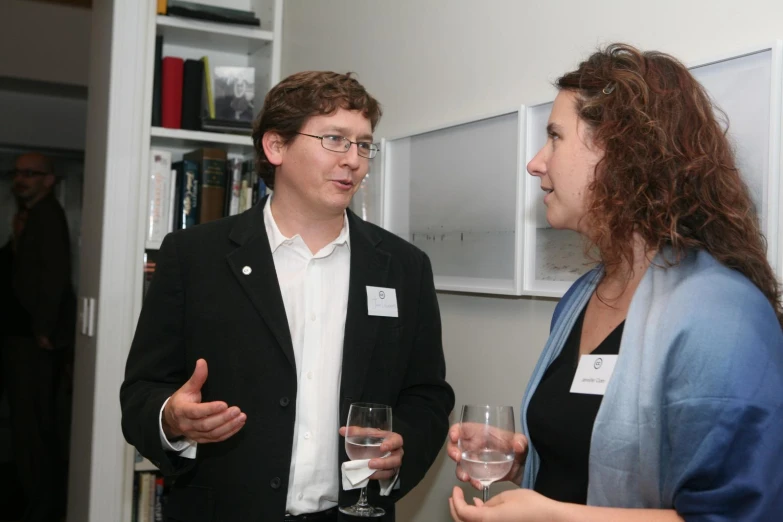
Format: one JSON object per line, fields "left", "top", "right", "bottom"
{"left": 326, "top": 192, "right": 353, "bottom": 209}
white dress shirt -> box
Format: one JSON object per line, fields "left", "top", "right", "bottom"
{"left": 159, "top": 197, "right": 351, "bottom": 515}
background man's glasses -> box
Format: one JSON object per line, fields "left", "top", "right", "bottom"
{"left": 6, "top": 169, "right": 49, "bottom": 179}
{"left": 297, "top": 133, "right": 379, "bottom": 159}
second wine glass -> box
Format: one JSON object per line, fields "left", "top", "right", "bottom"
{"left": 340, "top": 402, "right": 392, "bottom": 518}
{"left": 458, "top": 404, "right": 515, "bottom": 502}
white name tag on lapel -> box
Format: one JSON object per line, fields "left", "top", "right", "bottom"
{"left": 570, "top": 354, "right": 618, "bottom": 395}
{"left": 366, "top": 286, "right": 398, "bottom": 317}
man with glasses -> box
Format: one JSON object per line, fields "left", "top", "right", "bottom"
{"left": 121, "top": 71, "right": 454, "bottom": 522}
{"left": 2, "top": 153, "right": 75, "bottom": 522}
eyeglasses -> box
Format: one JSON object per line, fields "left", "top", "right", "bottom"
{"left": 297, "top": 133, "right": 379, "bottom": 159}
{"left": 6, "top": 169, "right": 49, "bottom": 179}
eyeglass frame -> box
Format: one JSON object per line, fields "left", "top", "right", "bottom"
{"left": 296, "top": 132, "right": 379, "bottom": 159}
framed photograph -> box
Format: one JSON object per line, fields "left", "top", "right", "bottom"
{"left": 689, "top": 41, "right": 783, "bottom": 275}
{"left": 381, "top": 107, "right": 526, "bottom": 295}
{"left": 213, "top": 66, "right": 255, "bottom": 123}
{"left": 522, "top": 101, "right": 595, "bottom": 297}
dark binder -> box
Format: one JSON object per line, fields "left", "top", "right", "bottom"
{"left": 181, "top": 59, "right": 204, "bottom": 130}
{"left": 151, "top": 35, "right": 163, "bottom": 127}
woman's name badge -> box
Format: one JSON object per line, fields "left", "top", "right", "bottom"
{"left": 570, "top": 355, "right": 618, "bottom": 395}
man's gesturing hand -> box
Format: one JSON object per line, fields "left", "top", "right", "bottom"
{"left": 162, "top": 359, "right": 246, "bottom": 443}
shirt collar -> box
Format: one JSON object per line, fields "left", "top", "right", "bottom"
{"left": 263, "top": 196, "right": 351, "bottom": 253}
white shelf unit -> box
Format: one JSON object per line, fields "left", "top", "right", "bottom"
{"left": 123, "top": 2, "right": 282, "bottom": 522}
{"left": 150, "top": 126, "right": 253, "bottom": 151}
{"left": 156, "top": 15, "right": 274, "bottom": 54}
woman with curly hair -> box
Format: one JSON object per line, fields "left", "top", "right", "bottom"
{"left": 447, "top": 44, "right": 783, "bottom": 522}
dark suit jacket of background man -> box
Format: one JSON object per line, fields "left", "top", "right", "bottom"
{"left": 121, "top": 197, "right": 455, "bottom": 522}
{"left": 11, "top": 192, "right": 76, "bottom": 350}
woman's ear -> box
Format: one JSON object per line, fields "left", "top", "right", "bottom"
{"left": 262, "top": 131, "right": 285, "bottom": 167}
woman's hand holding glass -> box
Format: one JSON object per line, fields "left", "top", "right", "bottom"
{"left": 448, "top": 486, "right": 560, "bottom": 522}
{"left": 447, "top": 407, "right": 528, "bottom": 492}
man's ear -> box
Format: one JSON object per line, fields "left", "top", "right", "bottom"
{"left": 262, "top": 131, "right": 285, "bottom": 167}
{"left": 43, "top": 173, "right": 56, "bottom": 190}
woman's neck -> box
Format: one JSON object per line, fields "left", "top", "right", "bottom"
{"left": 598, "top": 233, "right": 655, "bottom": 303}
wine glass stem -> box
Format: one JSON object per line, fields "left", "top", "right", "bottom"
{"left": 483, "top": 486, "right": 489, "bottom": 503}
{"left": 358, "top": 486, "right": 369, "bottom": 507}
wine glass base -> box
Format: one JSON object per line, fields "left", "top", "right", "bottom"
{"left": 339, "top": 504, "right": 385, "bottom": 518}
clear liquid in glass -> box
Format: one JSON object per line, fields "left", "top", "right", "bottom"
{"left": 460, "top": 449, "right": 514, "bottom": 487}
{"left": 345, "top": 436, "right": 386, "bottom": 460}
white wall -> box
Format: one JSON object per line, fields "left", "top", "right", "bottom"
{"left": 0, "top": 0, "right": 91, "bottom": 86}
{"left": 281, "top": 1, "right": 783, "bottom": 520}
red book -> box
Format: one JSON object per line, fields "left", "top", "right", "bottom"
{"left": 161, "top": 57, "right": 184, "bottom": 129}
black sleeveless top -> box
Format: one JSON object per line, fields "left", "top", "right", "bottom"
{"left": 526, "top": 305, "right": 624, "bottom": 504}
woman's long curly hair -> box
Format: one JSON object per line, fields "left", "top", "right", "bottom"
{"left": 557, "top": 43, "right": 782, "bottom": 325}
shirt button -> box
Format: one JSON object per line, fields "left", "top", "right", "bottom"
{"left": 310, "top": 313, "right": 316, "bottom": 322}
{"left": 298, "top": 493, "right": 304, "bottom": 500}
{"left": 279, "top": 397, "right": 290, "bottom": 407}
{"left": 304, "top": 431, "right": 311, "bottom": 440}
{"left": 307, "top": 371, "right": 313, "bottom": 380}
{"left": 270, "top": 477, "right": 281, "bottom": 489}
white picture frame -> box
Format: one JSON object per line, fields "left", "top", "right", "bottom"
{"left": 380, "top": 107, "right": 526, "bottom": 295}
{"left": 688, "top": 41, "right": 783, "bottom": 276}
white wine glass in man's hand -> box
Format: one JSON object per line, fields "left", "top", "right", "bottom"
{"left": 340, "top": 402, "right": 392, "bottom": 518}
{"left": 458, "top": 404, "right": 515, "bottom": 502}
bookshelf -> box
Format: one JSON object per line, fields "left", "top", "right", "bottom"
{"left": 122, "top": 1, "right": 282, "bottom": 521}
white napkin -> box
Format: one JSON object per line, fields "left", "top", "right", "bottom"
{"left": 341, "top": 459, "right": 399, "bottom": 496}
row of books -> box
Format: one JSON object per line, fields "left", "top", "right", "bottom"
{"left": 151, "top": 35, "right": 255, "bottom": 134}
{"left": 133, "top": 471, "right": 166, "bottom": 522}
{"left": 145, "top": 147, "right": 268, "bottom": 250}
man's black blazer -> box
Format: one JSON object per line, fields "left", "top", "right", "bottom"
{"left": 120, "top": 198, "right": 455, "bottom": 522}
{"left": 11, "top": 193, "right": 75, "bottom": 348}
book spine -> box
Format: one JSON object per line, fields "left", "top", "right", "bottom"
{"left": 229, "top": 158, "right": 242, "bottom": 215}
{"left": 168, "top": 168, "right": 178, "bottom": 234}
{"left": 131, "top": 472, "right": 139, "bottom": 522}
{"left": 154, "top": 476, "right": 164, "bottom": 522}
{"left": 201, "top": 56, "right": 215, "bottom": 120}
{"left": 251, "top": 170, "right": 259, "bottom": 207}
{"left": 178, "top": 160, "right": 200, "bottom": 229}
{"left": 138, "top": 473, "right": 151, "bottom": 522}
{"left": 148, "top": 472, "right": 156, "bottom": 522}
{"left": 161, "top": 57, "right": 184, "bottom": 129}
{"left": 151, "top": 35, "right": 163, "bottom": 127}
{"left": 146, "top": 149, "right": 172, "bottom": 249}
{"left": 199, "top": 157, "right": 227, "bottom": 223}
